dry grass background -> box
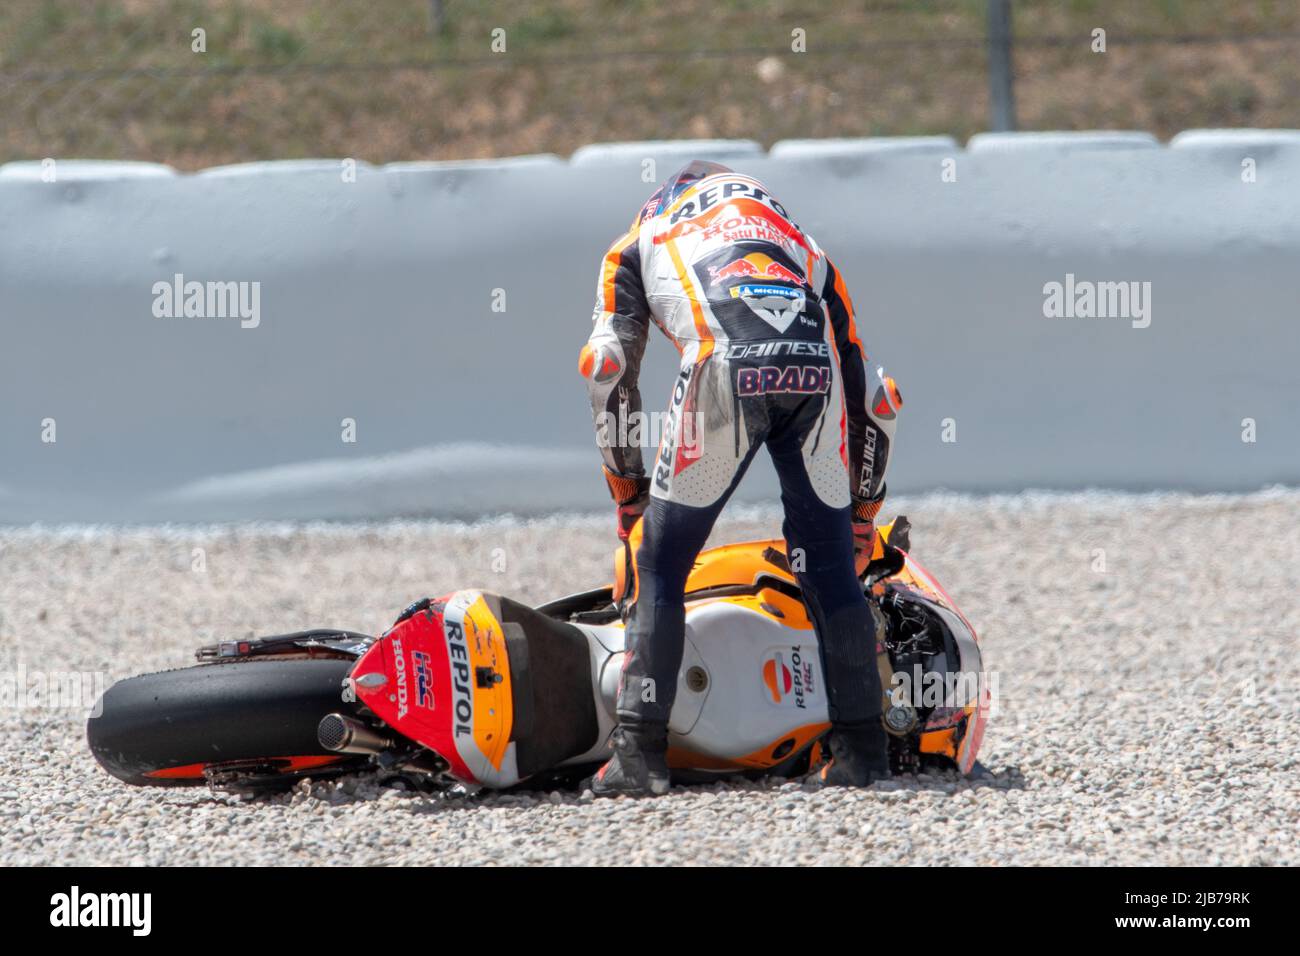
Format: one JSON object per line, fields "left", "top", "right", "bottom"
{"left": 2, "top": 0, "right": 1299, "bottom": 168}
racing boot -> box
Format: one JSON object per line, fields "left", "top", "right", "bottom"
{"left": 591, "top": 721, "right": 670, "bottom": 797}
{"left": 820, "top": 720, "right": 891, "bottom": 786}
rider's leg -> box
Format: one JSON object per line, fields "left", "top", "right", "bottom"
{"left": 766, "top": 400, "right": 890, "bottom": 784}
{"left": 594, "top": 359, "right": 761, "bottom": 795}
{"left": 593, "top": 495, "right": 723, "bottom": 794}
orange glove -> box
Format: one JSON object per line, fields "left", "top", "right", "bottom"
{"left": 851, "top": 495, "right": 884, "bottom": 577}
{"left": 603, "top": 467, "right": 650, "bottom": 542}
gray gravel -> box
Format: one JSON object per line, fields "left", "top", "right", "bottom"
{"left": 1, "top": 490, "right": 1297, "bottom": 866}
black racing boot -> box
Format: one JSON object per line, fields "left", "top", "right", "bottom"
{"left": 591, "top": 722, "right": 670, "bottom": 797}
{"left": 820, "top": 720, "right": 891, "bottom": 786}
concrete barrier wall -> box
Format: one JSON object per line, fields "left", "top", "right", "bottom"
{"left": 2, "top": 132, "right": 1298, "bottom": 523}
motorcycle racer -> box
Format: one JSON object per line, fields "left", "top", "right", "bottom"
{"left": 579, "top": 161, "right": 901, "bottom": 795}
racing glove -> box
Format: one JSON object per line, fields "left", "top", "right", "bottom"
{"left": 851, "top": 491, "right": 885, "bottom": 577}
{"left": 603, "top": 466, "right": 650, "bottom": 542}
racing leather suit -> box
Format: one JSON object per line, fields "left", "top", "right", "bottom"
{"left": 580, "top": 165, "right": 900, "bottom": 736}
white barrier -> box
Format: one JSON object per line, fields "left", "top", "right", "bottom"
{"left": 1, "top": 131, "right": 1297, "bottom": 522}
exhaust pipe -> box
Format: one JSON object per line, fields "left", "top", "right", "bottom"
{"left": 317, "top": 713, "right": 394, "bottom": 755}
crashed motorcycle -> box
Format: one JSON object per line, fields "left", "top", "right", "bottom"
{"left": 88, "top": 517, "right": 989, "bottom": 792}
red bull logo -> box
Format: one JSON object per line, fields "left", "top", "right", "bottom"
{"left": 710, "top": 253, "right": 803, "bottom": 286}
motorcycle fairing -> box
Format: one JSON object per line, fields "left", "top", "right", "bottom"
{"left": 675, "top": 516, "right": 903, "bottom": 598}
{"left": 591, "top": 626, "right": 710, "bottom": 738}
{"left": 682, "top": 539, "right": 799, "bottom": 595}
{"left": 354, "top": 590, "right": 603, "bottom": 787}
{"left": 672, "top": 529, "right": 988, "bottom": 775}
{"left": 885, "top": 578, "right": 989, "bottom": 774}
{"left": 612, "top": 529, "right": 799, "bottom": 606}
{"left": 666, "top": 598, "right": 830, "bottom": 768}
{"left": 589, "top": 603, "right": 830, "bottom": 774}
{"left": 353, "top": 590, "right": 517, "bottom": 784}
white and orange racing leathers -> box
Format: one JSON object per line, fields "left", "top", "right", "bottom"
{"left": 579, "top": 162, "right": 901, "bottom": 733}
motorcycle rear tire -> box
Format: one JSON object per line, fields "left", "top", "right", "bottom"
{"left": 87, "top": 658, "right": 360, "bottom": 787}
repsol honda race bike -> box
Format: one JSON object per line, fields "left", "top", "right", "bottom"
{"left": 88, "top": 518, "right": 989, "bottom": 792}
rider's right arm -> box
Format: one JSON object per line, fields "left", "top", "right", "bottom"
{"left": 579, "top": 227, "right": 652, "bottom": 488}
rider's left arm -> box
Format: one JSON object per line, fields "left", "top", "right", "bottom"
{"left": 821, "top": 256, "right": 902, "bottom": 520}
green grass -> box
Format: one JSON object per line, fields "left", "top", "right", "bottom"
{"left": 1, "top": 0, "right": 1298, "bottom": 168}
